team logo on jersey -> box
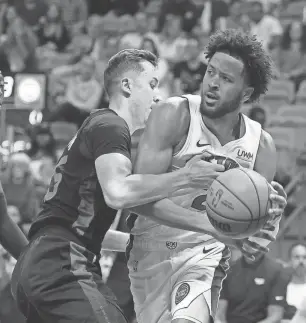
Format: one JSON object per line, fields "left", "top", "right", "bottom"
{"left": 175, "top": 283, "right": 190, "bottom": 305}
{"left": 212, "top": 189, "right": 224, "bottom": 208}
{"left": 166, "top": 241, "right": 177, "bottom": 250}
{"left": 237, "top": 149, "right": 254, "bottom": 161}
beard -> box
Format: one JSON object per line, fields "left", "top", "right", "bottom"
{"left": 200, "top": 90, "right": 243, "bottom": 119}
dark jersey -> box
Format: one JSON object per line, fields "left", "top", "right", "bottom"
{"left": 220, "top": 255, "right": 291, "bottom": 323}
{"left": 29, "top": 109, "right": 131, "bottom": 255}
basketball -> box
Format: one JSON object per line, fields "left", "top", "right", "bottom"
{"left": 206, "top": 168, "right": 271, "bottom": 239}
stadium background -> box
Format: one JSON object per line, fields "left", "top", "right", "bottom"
{"left": 0, "top": 0, "right": 306, "bottom": 322}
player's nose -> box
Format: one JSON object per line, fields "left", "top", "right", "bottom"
{"left": 153, "top": 95, "right": 162, "bottom": 104}
{"left": 209, "top": 75, "right": 220, "bottom": 90}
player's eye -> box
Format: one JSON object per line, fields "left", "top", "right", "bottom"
{"left": 222, "top": 75, "right": 231, "bottom": 82}
{"left": 207, "top": 70, "right": 213, "bottom": 76}
{"left": 150, "top": 83, "right": 157, "bottom": 89}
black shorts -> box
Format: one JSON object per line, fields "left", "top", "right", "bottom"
{"left": 11, "top": 226, "right": 127, "bottom": 323}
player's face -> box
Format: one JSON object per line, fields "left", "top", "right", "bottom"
{"left": 129, "top": 61, "right": 159, "bottom": 128}
{"left": 291, "top": 245, "right": 306, "bottom": 276}
{"left": 200, "top": 52, "right": 252, "bottom": 119}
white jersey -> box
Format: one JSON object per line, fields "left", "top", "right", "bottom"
{"left": 131, "top": 94, "right": 262, "bottom": 243}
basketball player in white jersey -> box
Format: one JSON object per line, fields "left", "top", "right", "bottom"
{"left": 126, "top": 29, "right": 287, "bottom": 323}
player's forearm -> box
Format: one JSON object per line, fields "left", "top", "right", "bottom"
{"left": 102, "top": 230, "right": 129, "bottom": 252}
{"left": 0, "top": 194, "right": 28, "bottom": 259}
{"left": 257, "top": 312, "right": 284, "bottom": 323}
{"left": 110, "top": 168, "right": 191, "bottom": 209}
{"left": 131, "top": 198, "right": 219, "bottom": 236}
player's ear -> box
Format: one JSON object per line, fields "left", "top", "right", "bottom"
{"left": 121, "top": 77, "right": 132, "bottom": 97}
{"left": 242, "top": 87, "right": 254, "bottom": 103}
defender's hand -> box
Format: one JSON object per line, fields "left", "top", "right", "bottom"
{"left": 184, "top": 152, "right": 225, "bottom": 190}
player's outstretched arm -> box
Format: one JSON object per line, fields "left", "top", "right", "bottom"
{"left": 0, "top": 182, "right": 28, "bottom": 259}
{"left": 95, "top": 98, "right": 224, "bottom": 211}
{"left": 129, "top": 97, "right": 226, "bottom": 234}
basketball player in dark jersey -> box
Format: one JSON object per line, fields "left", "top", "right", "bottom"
{"left": 11, "top": 49, "right": 228, "bottom": 323}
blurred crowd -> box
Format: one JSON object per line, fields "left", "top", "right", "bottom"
{"left": 0, "top": 0, "right": 306, "bottom": 322}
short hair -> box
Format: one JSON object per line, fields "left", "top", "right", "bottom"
{"left": 104, "top": 49, "right": 158, "bottom": 96}
{"left": 205, "top": 29, "right": 273, "bottom": 102}
{"left": 288, "top": 242, "right": 306, "bottom": 258}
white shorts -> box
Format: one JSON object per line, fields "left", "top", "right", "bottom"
{"left": 127, "top": 237, "right": 230, "bottom": 323}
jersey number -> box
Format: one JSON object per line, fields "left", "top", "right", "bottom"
{"left": 191, "top": 194, "right": 207, "bottom": 211}
{"left": 44, "top": 155, "right": 68, "bottom": 202}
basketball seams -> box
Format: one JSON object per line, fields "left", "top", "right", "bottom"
{"left": 236, "top": 168, "right": 262, "bottom": 230}
{"left": 238, "top": 168, "right": 270, "bottom": 231}
{"left": 206, "top": 203, "right": 259, "bottom": 223}
{"left": 213, "top": 179, "right": 253, "bottom": 223}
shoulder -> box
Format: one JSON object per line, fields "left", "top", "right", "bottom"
{"left": 265, "top": 15, "right": 282, "bottom": 28}
{"left": 254, "top": 129, "right": 276, "bottom": 181}
{"left": 264, "top": 256, "right": 288, "bottom": 274}
{"left": 143, "top": 96, "right": 191, "bottom": 147}
{"left": 258, "top": 129, "right": 276, "bottom": 156}
{"left": 86, "top": 110, "right": 129, "bottom": 133}
{"left": 149, "top": 96, "right": 190, "bottom": 134}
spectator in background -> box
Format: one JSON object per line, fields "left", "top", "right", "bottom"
{"left": 2, "top": 6, "right": 38, "bottom": 72}
{"left": 277, "top": 22, "right": 306, "bottom": 89}
{"left": 0, "top": 0, "right": 12, "bottom": 72}
{"left": 157, "top": 14, "right": 187, "bottom": 64}
{"left": 36, "top": 3, "right": 70, "bottom": 52}
{"left": 1, "top": 153, "right": 39, "bottom": 225}
{"left": 140, "top": 36, "right": 171, "bottom": 99}
{"left": 27, "top": 122, "right": 57, "bottom": 161}
{"left": 249, "top": 105, "right": 267, "bottom": 128}
{"left": 15, "top": 0, "right": 47, "bottom": 31}
{"left": 157, "top": 0, "right": 228, "bottom": 34}
{"left": 172, "top": 36, "right": 207, "bottom": 94}
{"left": 216, "top": 0, "right": 250, "bottom": 32}
{"left": 117, "top": 14, "right": 143, "bottom": 50}
{"left": 48, "top": 56, "right": 103, "bottom": 127}
{"left": 216, "top": 251, "right": 290, "bottom": 323}
{"left": 199, "top": 0, "right": 229, "bottom": 35}
{"left": 285, "top": 243, "right": 306, "bottom": 320}
{"left": 248, "top": 0, "right": 283, "bottom": 52}
{"left": 50, "top": 0, "right": 88, "bottom": 35}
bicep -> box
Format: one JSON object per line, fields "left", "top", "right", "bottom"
{"left": 95, "top": 153, "right": 132, "bottom": 208}
{"left": 254, "top": 130, "right": 277, "bottom": 183}
{"left": 134, "top": 99, "right": 187, "bottom": 175}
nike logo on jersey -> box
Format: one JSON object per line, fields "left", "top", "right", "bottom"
{"left": 196, "top": 140, "right": 210, "bottom": 148}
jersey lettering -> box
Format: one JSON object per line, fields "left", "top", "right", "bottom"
{"left": 44, "top": 155, "right": 68, "bottom": 201}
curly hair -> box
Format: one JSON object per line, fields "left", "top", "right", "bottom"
{"left": 205, "top": 29, "right": 273, "bottom": 102}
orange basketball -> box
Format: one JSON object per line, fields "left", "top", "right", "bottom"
{"left": 206, "top": 168, "right": 271, "bottom": 239}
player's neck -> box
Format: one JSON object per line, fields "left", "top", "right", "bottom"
{"left": 109, "top": 99, "right": 137, "bottom": 134}
{"left": 203, "top": 111, "right": 243, "bottom": 145}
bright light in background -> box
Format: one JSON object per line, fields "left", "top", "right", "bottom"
{"left": 29, "top": 110, "right": 43, "bottom": 125}
{"left": 17, "top": 78, "right": 41, "bottom": 103}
